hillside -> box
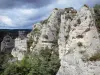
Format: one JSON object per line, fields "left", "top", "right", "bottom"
{"left": 0, "top": 4, "right": 100, "bottom": 75}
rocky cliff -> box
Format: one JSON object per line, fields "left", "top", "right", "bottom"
{"left": 57, "top": 6, "right": 100, "bottom": 75}
{"left": 14, "top": 5, "right": 100, "bottom": 75}
{"left": 11, "top": 31, "right": 27, "bottom": 60}
{"left": 1, "top": 35, "right": 14, "bottom": 53}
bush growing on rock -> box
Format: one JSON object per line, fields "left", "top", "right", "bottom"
{"left": 31, "top": 28, "right": 40, "bottom": 36}
{"left": 33, "top": 28, "right": 39, "bottom": 32}
{"left": 27, "top": 37, "right": 34, "bottom": 52}
{"left": 89, "top": 52, "right": 100, "bottom": 61}
{"left": 77, "top": 42, "right": 83, "bottom": 47}
{"left": 94, "top": 4, "right": 100, "bottom": 33}
{"left": 84, "top": 4, "right": 89, "bottom": 8}
{"left": 41, "top": 19, "right": 48, "bottom": 24}
{"left": 54, "top": 8, "right": 58, "bottom": 10}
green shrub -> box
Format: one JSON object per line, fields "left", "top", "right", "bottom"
{"left": 89, "top": 52, "right": 100, "bottom": 61}
{"left": 94, "top": 4, "right": 100, "bottom": 9}
{"left": 84, "top": 4, "right": 89, "bottom": 8}
{"left": 54, "top": 8, "right": 58, "bottom": 10}
{"left": 33, "top": 28, "right": 40, "bottom": 34}
{"left": 77, "top": 42, "right": 83, "bottom": 47}
{"left": 27, "top": 37, "right": 34, "bottom": 52}
{"left": 1, "top": 48, "right": 60, "bottom": 75}
{"left": 0, "top": 52, "right": 14, "bottom": 75}
{"left": 41, "top": 19, "right": 48, "bottom": 24}
{"left": 31, "top": 28, "right": 40, "bottom": 36}
{"left": 94, "top": 4, "right": 100, "bottom": 33}
{"left": 33, "top": 28, "right": 39, "bottom": 32}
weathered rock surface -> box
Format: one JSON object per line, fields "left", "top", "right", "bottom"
{"left": 28, "top": 8, "right": 76, "bottom": 52}
{"left": 1, "top": 35, "right": 14, "bottom": 53}
{"left": 15, "top": 5, "right": 100, "bottom": 74}
{"left": 11, "top": 31, "right": 27, "bottom": 60}
{"left": 57, "top": 6, "right": 100, "bottom": 75}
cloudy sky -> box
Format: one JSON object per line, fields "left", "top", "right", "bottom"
{"left": 0, "top": 0, "right": 100, "bottom": 29}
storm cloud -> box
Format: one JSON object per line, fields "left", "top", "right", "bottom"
{"left": 0, "top": 0, "right": 100, "bottom": 29}
{"left": 0, "top": 0, "right": 55, "bottom": 9}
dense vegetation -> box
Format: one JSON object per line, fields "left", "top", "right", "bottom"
{"left": 94, "top": 4, "right": 100, "bottom": 32}
{"left": 0, "top": 48, "right": 60, "bottom": 75}
{"left": 0, "top": 52, "right": 13, "bottom": 74}
{"left": 0, "top": 29, "right": 60, "bottom": 75}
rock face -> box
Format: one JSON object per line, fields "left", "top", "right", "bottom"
{"left": 1, "top": 35, "right": 14, "bottom": 53}
{"left": 57, "top": 6, "right": 100, "bottom": 75}
{"left": 11, "top": 31, "right": 27, "bottom": 60}
{"left": 28, "top": 5, "right": 100, "bottom": 75}
{"left": 28, "top": 9, "right": 63, "bottom": 51}
{"left": 28, "top": 8, "right": 76, "bottom": 52}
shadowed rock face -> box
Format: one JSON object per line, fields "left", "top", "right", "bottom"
{"left": 0, "top": 29, "right": 31, "bottom": 52}
{"left": 1, "top": 35, "right": 14, "bottom": 53}
{"left": 18, "top": 31, "right": 27, "bottom": 39}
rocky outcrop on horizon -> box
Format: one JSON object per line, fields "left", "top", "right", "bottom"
{"left": 1, "top": 35, "right": 14, "bottom": 53}
{"left": 11, "top": 31, "right": 28, "bottom": 60}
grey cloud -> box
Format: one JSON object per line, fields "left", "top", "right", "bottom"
{"left": 0, "top": 0, "right": 55, "bottom": 9}
{"left": 0, "top": 7, "right": 50, "bottom": 29}
{"left": 0, "top": 0, "right": 100, "bottom": 29}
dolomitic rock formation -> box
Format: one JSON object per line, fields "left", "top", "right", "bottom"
{"left": 28, "top": 8, "right": 76, "bottom": 52}
{"left": 18, "top": 5, "right": 100, "bottom": 75}
{"left": 57, "top": 6, "right": 100, "bottom": 75}
{"left": 1, "top": 35, "right": 14, "bottom": 53}
{"left": 11, "top": 31, "right": 27, "bottom": 60}
{"left": 11, "top": 38, "right": 27, "bottom": 60}
{"left": 28, "top": 8, "right": 63, "bottom": 52}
